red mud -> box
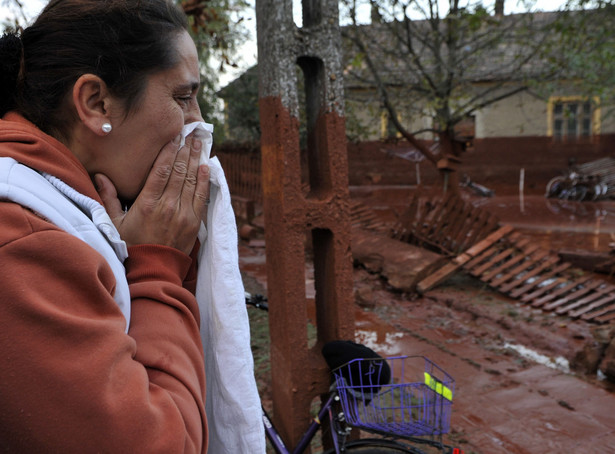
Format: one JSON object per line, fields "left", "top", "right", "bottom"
{"left": 239, "top": 185, "right": 615, "bottom": 454}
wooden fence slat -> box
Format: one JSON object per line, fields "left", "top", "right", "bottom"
{"left": 431, "top": 195, "right": 462, "bottom": 246}
{"left": 543, "top": 280, "right": 604, "bottom": 311}
{"left": 570, "top": 294, "right": 615, "bottom": 318}
{"left": 482, "top": 243, "right": 540, "bottom": 283}
{"left": 470, "top": 238, "right": 527, "bottom": 276}
{"left": 454, "top": 205, "right": 482, "bottom": 251}
{"left": 474, "top": 214, "right": 500, "bottom": 247}
{"left": 489, "top": 249, "right": 549, "bottom": 288}
{"left": 447, "top": 203, "right": 476, "bottom": 253}
{"left": 416, "top": 225, "right": 514, "bottom": 293}
{"left": 392, "top": 193, "right": 419, "bottom": 242}
{"left": 417, "top": 196, "right": 444, "bottom": 239}
{"left": 569, "top": 295, "right": 615, "bottom": 320}
{"left": 593, "top": 309, "right": 615, "bottom": 323}
{"left": 522, "top": 276, "right": 568, "bottom": 303}
{"left": 499, "top": 255, "right": 560, "bottom": 294}
{"left": 465, "top": 246, "right": 502, "bottom": 274}
{"left": 530, "top": 275, "right": 592, "bottom": 307}
{"left": 510, "top": 262, "right": 571, "bottom": 299}
{"left": 555, "top": 284, "right": 615, "bottom": 315}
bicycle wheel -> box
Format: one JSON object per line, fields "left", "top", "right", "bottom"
{"left": 323, "top": 438, "right": 427, "bottom": 454}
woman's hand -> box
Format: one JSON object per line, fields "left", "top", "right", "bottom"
{"left": 95, "top": 133, "right": 210, "bottom": 255}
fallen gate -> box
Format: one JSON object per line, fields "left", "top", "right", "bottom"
{"left": 388, "top": 193, "right": 615, "bottom": 324}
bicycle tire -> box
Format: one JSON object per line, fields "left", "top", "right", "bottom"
{"left": 562, "top": 185, "right": 587, "bottom": 201}
{"left": 323, "top": 438, "right": 427, "bottom": 454}
{"left": 545, "top": 176, "right": 565, "bottom": 198}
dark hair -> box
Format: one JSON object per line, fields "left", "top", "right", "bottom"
{"left": 0, "top": 0, "right": 189, "bottom": 139}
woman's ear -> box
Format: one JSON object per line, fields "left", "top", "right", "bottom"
{"left": 72, "top": 74, "right": 113, "bottom": 136}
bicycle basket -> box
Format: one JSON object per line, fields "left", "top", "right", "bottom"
{"left": 333, "top": 356, "right": 454, "bottom": 438}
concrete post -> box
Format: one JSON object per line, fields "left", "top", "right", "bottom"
{"left": 255, "top": 0, "right": 355, "bottom": 447}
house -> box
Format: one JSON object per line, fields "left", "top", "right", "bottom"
{"left": 218, "top": 7, "right": 615, "bottom": 193}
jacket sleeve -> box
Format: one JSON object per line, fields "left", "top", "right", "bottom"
{"left": 0, "top": 205, "right": 207, "bottom": 453}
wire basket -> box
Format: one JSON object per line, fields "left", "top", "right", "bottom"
{"left": 333, "top": 356, "right": 454, "bottom": 438}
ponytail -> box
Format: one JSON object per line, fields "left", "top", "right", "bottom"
{"left": 0, "top": 32, "right": 23, "bottom": 117}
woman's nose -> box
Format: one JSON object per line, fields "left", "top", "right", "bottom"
{"left": 185, "top": 103, "right": 203, "bottom": 124}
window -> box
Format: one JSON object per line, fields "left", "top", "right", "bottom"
{"left": 380, "top": 110, "right": 401, "bottom": 139}
{"left": 548, "top": 97, "right": 600, "bottom": 141}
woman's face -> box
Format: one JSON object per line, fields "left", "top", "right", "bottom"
{"left": 101, "top": 31, "right": 203, "bottom": 201}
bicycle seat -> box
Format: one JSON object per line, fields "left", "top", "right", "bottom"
{"left": 322, "top": 340, "right": 391, "bottom": 390}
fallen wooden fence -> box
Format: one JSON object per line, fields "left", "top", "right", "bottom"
{"left": 418, "top": 224, "right": 615, "bottom": 324}
{"left": 383, "top": 191, "right": 615, "bottom": 324}
{"left": 391, "top": 191, "right": 500, "bottom": 256}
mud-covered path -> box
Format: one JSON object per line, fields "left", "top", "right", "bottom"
{"left": 239, "top": 185, "right": 615, "bottom": 453}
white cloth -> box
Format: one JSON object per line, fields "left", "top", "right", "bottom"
{"left": 0, "top": 157, "right": 131, "bottom": 330}
{"left": 182, "top": 122, "right": 265, "bottom": 453}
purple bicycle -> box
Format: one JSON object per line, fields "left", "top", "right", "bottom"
{"left": 246, "top": 293, "right": 464, "bottom": 454}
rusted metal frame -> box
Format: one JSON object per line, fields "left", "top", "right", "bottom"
{"left": 481, "top": 243, "right": 540, "bottom": 283}
{"left": 557, "top": 284, "right": 615, "bottom": 315}
{"left": 498, "top": 255, "right": 560, "bottom": 294}
{"left": 530, "top": 275, "right": 593, "bottom": 307}
{"left": 543, "top": 280, "right": 604, "bottom": 311}
{"left": 510, "top": 262, "right": 571, "bottom": 299}
{"left": 489, "top": 248, "right": 550, "bottom": 288}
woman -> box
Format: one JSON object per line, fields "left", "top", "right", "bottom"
{"left": 0, "top": 0, "right": 210, "bottom": 451}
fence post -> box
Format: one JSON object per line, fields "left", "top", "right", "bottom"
{"left": 255, "top": 0, "right": 355, "bottom": 447}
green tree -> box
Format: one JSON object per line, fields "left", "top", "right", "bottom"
{"left": 1, "top": 0, "right": 251, "bottom": 140}
{"left": 217, "top": 65, "right": 260, "bottom": 142}
{"left": 181, "top": 0, "right": 251, "bottom": 142}
{"left": 536, "top": 0, "right": 615, "bottom": 118}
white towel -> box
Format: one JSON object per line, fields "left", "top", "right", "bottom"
{"left": 182, "top": 122, "right": 265, "bottom": 453}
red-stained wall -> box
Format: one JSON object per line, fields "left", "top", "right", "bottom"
{"left": 347, "top": 135, "right": 615, "bottom": 195}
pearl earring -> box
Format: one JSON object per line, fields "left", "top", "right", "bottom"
{"left": 102, "top": 123, "right": 112, "bottom": 134}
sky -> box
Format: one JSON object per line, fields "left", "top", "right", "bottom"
{"left": 221, "top": 0, "right": 569, "bottom": 85}
{"left": 1, "top": 0, "right": 568, "bottom": 87}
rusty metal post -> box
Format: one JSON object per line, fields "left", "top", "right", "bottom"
{"left": 255, "top": 0, "right": 355, "bottom": 447}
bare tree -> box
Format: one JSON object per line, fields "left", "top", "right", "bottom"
{"left": 341, "top": 0, "right": 560, "bottom": 190}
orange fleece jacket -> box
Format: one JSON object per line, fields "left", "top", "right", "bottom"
{"left": 0, "top": 113, "right": 208, "bottom": 453}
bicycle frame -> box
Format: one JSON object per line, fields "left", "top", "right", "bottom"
{"left": 263, "top": 393, "right": 345, "bottom": 454}
{"left": 247, "top": 293, "right": 464, "bottom": 454}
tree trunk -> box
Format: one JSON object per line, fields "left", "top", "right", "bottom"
{"left": 436, "top": 130, "right": 464, "bottom": 195}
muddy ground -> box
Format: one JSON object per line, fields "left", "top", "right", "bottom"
{"left": 238, "top": 185, "right": 615, "bottom": 454}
